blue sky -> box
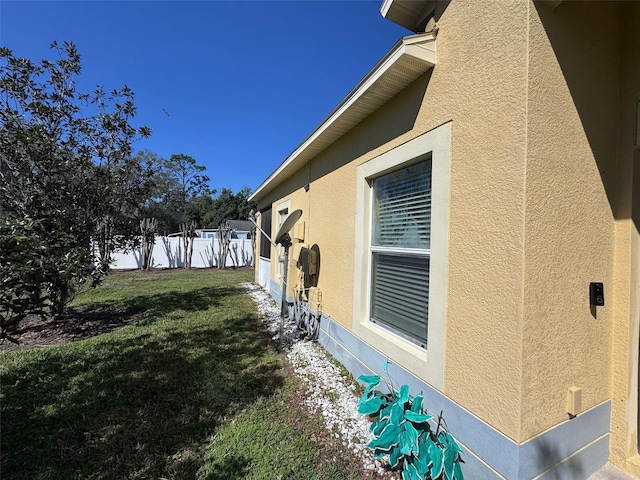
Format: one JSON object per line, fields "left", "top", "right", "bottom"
{"left": 1, "top": 1, "right": 408, "bottom": 194}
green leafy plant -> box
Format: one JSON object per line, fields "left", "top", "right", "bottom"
{"left": 0, "top": 217, "right": 47, "bottom": 343}
{"left": 1, "top": 42, "right": 151, "bottom": 319}
{"left": 357, "top": 375, "right": 464, "bottom": 480}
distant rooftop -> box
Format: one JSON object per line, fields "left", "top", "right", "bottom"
{"left": 226, "top": 220, "right": 253, "bottom": 231}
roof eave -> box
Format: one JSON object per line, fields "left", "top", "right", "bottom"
{"left": 250, "top": 33, "right": 436, "bottom": 203}
{"left": 380, "top": 0, "right": 435, "bottom": 33}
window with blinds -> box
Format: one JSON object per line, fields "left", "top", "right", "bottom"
{"left": 259, "top": 208, "right": 272, "bottom": 259}
{"left": 370, "top": 160, "right": 431, "bottom": 346}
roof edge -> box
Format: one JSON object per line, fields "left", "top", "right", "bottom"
{"left": 250, "top": 33, "right": 436, "bottom": 202}
{"left": 380, "top": 0, "right": 435, "bottom": 33}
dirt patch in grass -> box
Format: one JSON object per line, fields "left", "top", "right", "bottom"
{"left": 0, "top": 308, "right": 142, "bottom": 351}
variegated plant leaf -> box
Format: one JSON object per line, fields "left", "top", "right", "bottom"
{"left": 440, "top": 431, "right": 463, "bottom": 480}
{"left": 358, "top": 395, "right": 385, "bottom": 415}
{"left": 410, "top": 393, "right": 424, "bottom": 413}
{"left": 389, "top": 445, "right": 403, "bottom": 469}
{"left": 405, "top": 411, "right": 433, "bottom": 424}
{"left": 399, "top": 422, "right": 419, "bottom": 456}
{"left": 429, "top": 438, "right": 444, "bottom": 479}
{"left": 369, "top": 422, "right": 401, "bottom": 452}
{"left": 402, "top": 459, "right": 421, "bottom": 480}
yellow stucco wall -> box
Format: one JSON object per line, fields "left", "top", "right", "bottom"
{"left": 253, "top": 0, "right": 640, "bottom": 454}
{"left": 258, "top": 0, "right": 530, "bottom": 441}
{"left": 263, "top": 169, "right": 310, "bottom": 290}
{"left": 428, "top": 0, "right": 529, "bottom": 441}
{"left": 520, "top": 1, "right": 618, "bottom": 440}
{"left": 522, "top": 5, "right": 640, "bottom": 471}
{"left": 254, "top": 168, "right": 309, "bottom": 298}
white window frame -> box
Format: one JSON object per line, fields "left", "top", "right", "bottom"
{"left": 352, "top": 123, "right": 450, "bottom": 391}
{"left": 370, "top": 158, "right": 432, "bottom": 348}
{"left": 275, "top": 200, "right": 291, "bottom": 280}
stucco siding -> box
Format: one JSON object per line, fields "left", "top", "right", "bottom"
{"left": 252, "top": 0, "right": 640, "bottom": 463}
{"left": 259, "top": 74, "right": 440, "bottom": 328}
{"left": 521, "top": 1, "right": 619, "bottom": 442}
{"left": 306, "top": 72, "right": 439, "bottom": 327}
{"left": 427, "top": 0, "right": 529, "bottom": 441}
{"left": 256, "top": 0, "right": 531, "bottom": 441}
{"left": 307, "top": 159, "right": 357, "bottom": 328}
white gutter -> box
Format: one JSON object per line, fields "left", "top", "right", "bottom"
{"left": 250, "top": 33, "right": 436, "bottom": 202}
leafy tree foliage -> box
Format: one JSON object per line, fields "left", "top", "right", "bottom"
{"left": 0, "top": 218, "right": 47, "bottom": 341}
{"left": 131, "top": 151, "right": 255, "bottom": 234}
{"left": 164, "top": 153, "right": 212, "bottom": 207}
{"left": 138, "top": 152, "right": 213, "bottom": 234}
{"left": 191, "top": 187, "right": 256, "bottom": 229}
{"left": 0, "top": 41, "right": 151, "bottom": 326}
{"left": 94, "top": 154, "right": 156, "bottom": 272}
{"left": 183, "top": 194, "right": 215, "bottom": 229}
{"left": 132, "top": 153, "right": 259, "bottom": 270}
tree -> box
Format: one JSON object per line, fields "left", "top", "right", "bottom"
{"left": 203, "top": 187, "right": 257, "bottom": 229}
{"left": 141, "top": 153, "right": 213, "bottom": 234}
{"left": 132, "top": 154, "right": 256, "bottom": 235}
{"left": 139, "top": 163, "right": 184, "bottom": 235}
{"left": 217, "top": 223, "right": 232, "bottom": 269}
{"left": 234, "top": 187, "right": 256, "bottom": 222}
{"left": 164, "top": 154, "right": 211, "bottom": 208}
{"left": 140, "top": 218, "right": 158, "bottom": 271}
{"left": 94, "top": 154, "right": 156, "bottom": 273}
{"left": 0, "top": 218, "right": 47, "bottom": 341}
{"left": 182, "top": 194, "right": 214, "bottom": 230}
{"left": 179, "top": 221, "right": 196, "bottom": 270}
{"left": 0, "top": 41, "right": 151, "bottom": 321}
{"left": 207, "top": 188, "right": 237, "bottom": 228}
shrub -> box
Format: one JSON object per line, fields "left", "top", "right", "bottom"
{"left": 357, "top": 375, "right": 464, "bottom": 480}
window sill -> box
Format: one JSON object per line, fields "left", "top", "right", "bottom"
{"left": 353, "top": 319, "right": 438, "bottom": 390}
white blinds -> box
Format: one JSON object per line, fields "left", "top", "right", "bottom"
{"left": 370, "top": 159, "right": 431, "bottom": 346}
{"left": 371, "top": 253, "right": 429, "bottom": 344}
{"left": 372, "top": 161, "right": 432, "bottom": 250}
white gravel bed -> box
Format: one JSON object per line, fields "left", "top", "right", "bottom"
{"left": 242, "top": 282, "right": 396, "bottom": 477}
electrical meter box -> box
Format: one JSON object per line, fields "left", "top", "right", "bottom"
{"left": 292, "top": 243, "right": 307, "bottom": 266}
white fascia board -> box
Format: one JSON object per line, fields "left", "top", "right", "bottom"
{"left": 250, "top": 33, "right": 436, "bottom": 203}
{"left": 380, "top": 0, "right": 394, "bottom": 19}
{"left": 379, "top": 0, "right": 434, "bottom": 33}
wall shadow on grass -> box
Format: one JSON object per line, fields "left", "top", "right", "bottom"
{"left": 1, "top": 292, "right": 283, "bottom": 479}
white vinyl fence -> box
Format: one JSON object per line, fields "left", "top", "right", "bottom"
{"left": 104, "top": 237, "right": 254, "bottom": 270}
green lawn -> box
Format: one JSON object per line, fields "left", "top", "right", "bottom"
{"left": 0, "top": 270, "right": 360, "bottom": 480}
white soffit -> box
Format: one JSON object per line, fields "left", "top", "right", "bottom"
{"left": 250, "top": 33, "right": 436, "bottom": 202}
{"left": 380, "top": 0, "right": 434, "bottom": 33}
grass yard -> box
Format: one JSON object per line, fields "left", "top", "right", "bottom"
{"left": 0, "top": 269, "right": 362, "bottom": 480}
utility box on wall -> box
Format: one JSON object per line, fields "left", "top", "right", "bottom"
{"left": 308, "top": 287, "right": 322, "bottom": 314}
{"left": 293, "top": 221, "right": 305, "bottom": 241}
